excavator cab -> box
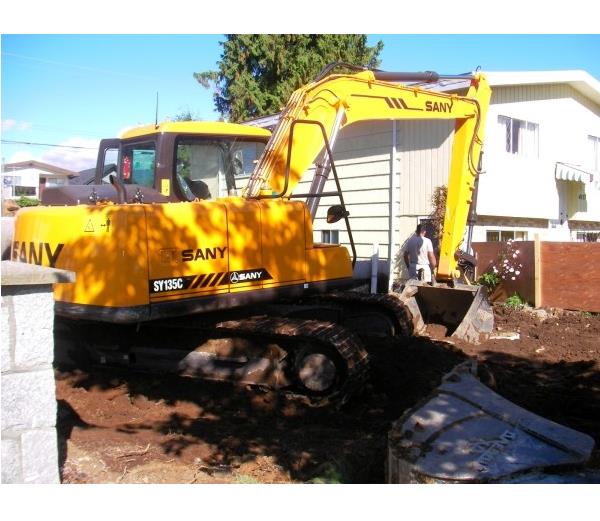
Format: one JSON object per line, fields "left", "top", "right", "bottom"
{"left": 41, "top": 122, "right": 271, "bottom": 206}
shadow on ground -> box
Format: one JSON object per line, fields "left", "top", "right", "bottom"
{"left": 54, "top": 327, "right": 600, "bottom": 483}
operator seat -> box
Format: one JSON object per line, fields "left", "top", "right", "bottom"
{"left": 185, "top": 178, "right": 211, "bottom": 200}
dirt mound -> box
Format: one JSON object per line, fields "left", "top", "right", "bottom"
{"left": 55, "top": 306, "right": 600, "bottom": 483}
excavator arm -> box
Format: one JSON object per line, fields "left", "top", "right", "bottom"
{"left": 244, "top": 66, "right": 491, "bottom": 282}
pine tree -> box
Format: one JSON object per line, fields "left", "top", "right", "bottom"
{"left": 195, "top": 34, "right": 383, "bottom": 122}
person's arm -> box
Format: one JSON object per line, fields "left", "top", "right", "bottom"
{"left": 427, "top": 250, "right": 437, "bottom": 270}
{"left": 426, "top": 240, "right": 437, "bottom": 269}
{"left": 403, "top": 250, "right": 410, "bottom": 268}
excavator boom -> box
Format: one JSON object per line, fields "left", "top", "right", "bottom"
{"left": 244, "top": 67, "right": 491, "bottom": 282}
{"left": 243, "top": 64, "right": 493, "bottom": 341}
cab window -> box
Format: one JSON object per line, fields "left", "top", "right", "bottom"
{"left": 121, "top": 142, "right": 156, "bottom": 188}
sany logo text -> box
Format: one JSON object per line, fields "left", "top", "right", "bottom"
{"left": 229, "top": 269, "right": 272, "bottom": 284}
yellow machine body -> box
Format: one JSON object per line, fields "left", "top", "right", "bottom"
{"left": 11, "top": 197, "right": 351, "bottom": 322}
{"left": 119, "top": 120, "right": 272, "bottom": 140}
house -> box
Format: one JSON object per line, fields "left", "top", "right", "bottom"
{"left": 455, "top": 71, "right": 600, "bottom": 243}
{"left": 1, "top": 160, "right": 79, "bottom": 200}
{"left": 244, "top": 69, "right": 600, "bottom": 283}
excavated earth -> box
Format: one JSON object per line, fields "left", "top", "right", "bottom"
{"left": 55, "top": 305, "right": 600, "bottom": 484}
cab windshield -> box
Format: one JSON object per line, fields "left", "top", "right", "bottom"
{"left": 175, "top": 137, "right": 265, "bottom": 200}
{"left": 110, "top": 135, "right": 266, "bottom": 202}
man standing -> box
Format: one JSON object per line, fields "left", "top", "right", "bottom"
{"left": 403, "top": 224, "right": 437, "bottom": 282}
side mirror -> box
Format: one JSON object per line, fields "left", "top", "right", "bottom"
{"left": 326, "top": 205, "right": 349, "bottom": 224}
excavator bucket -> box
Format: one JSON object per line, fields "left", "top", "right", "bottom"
{"left": 398, "top": 280, "right": 494, "bottom": 344}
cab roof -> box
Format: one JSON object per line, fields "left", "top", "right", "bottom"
{"left": 120, "top": 121, "right": 271, "bottom": 140}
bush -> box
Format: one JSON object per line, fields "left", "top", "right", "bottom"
{"left": 15, "top": 196, "right": 40, "bottom": 207}
{"left": 504, "top": 292, "right": 526, "bottom": 310}
{"left": 477, "top": 271, "right": 500, "bottom": 290}
{"left": 490, "top": 239, "right": 524, "bottom": 282}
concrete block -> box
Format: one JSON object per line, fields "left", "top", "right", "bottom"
{"left": 21, "top": 429, "right": 59, "bottom": 484}
{"left": 10, "top": 290, "right": 55, "bottom": 370}
{"left": 1, "top": 296, "right": 15, "bottom": 371}
{"left": 1, "top": 260, "right": 75, "bottom": 286}
{"left": 1, "top": 437, "right": 22, "bottom": 484}
{"left": 1, "top": 369, "right": 57, "bottom": 430}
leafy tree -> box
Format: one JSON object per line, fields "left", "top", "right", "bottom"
{"left": 171, "top": 109, "right": 204, "bottom": 122}
{"left": 195, "top": 34, "right": 383, "bottom": 122}
{"left": 172, "top": 109, "right": 194, "bottom": 121}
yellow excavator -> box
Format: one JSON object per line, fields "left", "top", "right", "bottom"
{"left": 11, "top": 63, "right": 493, "bottom": 404}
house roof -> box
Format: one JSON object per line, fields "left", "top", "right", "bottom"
{"left": 70, "top": 167, "right": 96, "bottom": 185}
{"left": 421, "top": 70, "right": 600, "bottom": 106}
{"left": 2, "top": 160, "right": 78, "bottom": 177}
{"left": 70, "top": 163, "right": 118, "bottom": 185}
{"left": 244, "top": 70, "right": 600, "bottom": 130}
{"left": 487, "top": 70, "right": 600, "bottom": 103}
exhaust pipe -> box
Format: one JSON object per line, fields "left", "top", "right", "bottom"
{"left": 109, "top": 174, "right": 127, "bottom": 204}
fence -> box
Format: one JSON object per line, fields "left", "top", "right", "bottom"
{"left": 472, "top": 238, "right": 600, "bottom": 312}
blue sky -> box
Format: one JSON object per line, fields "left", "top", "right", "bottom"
{"left": 2, "top": 34, "right": 599, "bottom": 172}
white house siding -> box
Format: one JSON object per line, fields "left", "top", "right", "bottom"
{"left": 285, "top": 120, "right": 453, "bottom": 268}
{"left": 299, "top": 120, "right": 395, "bottom": 262}
{"left": 393, "top": 120, "right": 454, "bottom": 279}
{"left": 1, "top": 167, "right": 72, "bottom": 199}
{"left": 396, "top": 120, "right": 454, "bottom": 215}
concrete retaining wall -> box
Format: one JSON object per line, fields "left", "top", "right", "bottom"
{"left": 1, "top": 261, "right": 75, "bottom": 484}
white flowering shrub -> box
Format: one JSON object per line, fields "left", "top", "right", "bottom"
{"left": 478, "top": 239, "right": 524, "bottom": 290}
{"left": 489, "top": 239, "right": 524, "bottom": 282}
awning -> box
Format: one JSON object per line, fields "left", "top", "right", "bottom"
{"left": 555, "top": 162, "right": 595, "bottom": 184}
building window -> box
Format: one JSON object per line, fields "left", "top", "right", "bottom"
{"left": 578, "top": 191, "right": 588, "bottom": 213}
{"left": 589, "top": 135, "right": 600, "bottom": 171}
{"left": 499, "top": 115, "right": 539, "bottom": 158}
{"left": 321, "top": 230, "right": 340, "bottom": 244}
{"left": 14, "top": 186, "right": 37, "bottom": 196}
{"left": 575, "top": 231, "right": 599, "bottom": 242}
{"left": 45, "top": 177, "right": 67, "bottom": 187}
{"left": 486, "top": 230, "right": 528, "bottom": 242}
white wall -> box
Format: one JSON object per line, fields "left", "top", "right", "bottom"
{"left": 292, "top": 119, "right": 455, "bottom": 263}
{"left": 477, "top": 84, "right": 600, "bottom": 222}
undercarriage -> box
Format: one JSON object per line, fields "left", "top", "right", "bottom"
{"left": 56, "top": 291, "right": 416, "bottom": 407}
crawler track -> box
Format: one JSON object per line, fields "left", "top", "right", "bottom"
{"left": 57, "top": 289, "right": 416, "bottom": 408}
{"left": 214, "top": 316, "right": 370, "bottom": 407}
{"left": 317, "top": 291, "right": 415, "bottom": 338}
